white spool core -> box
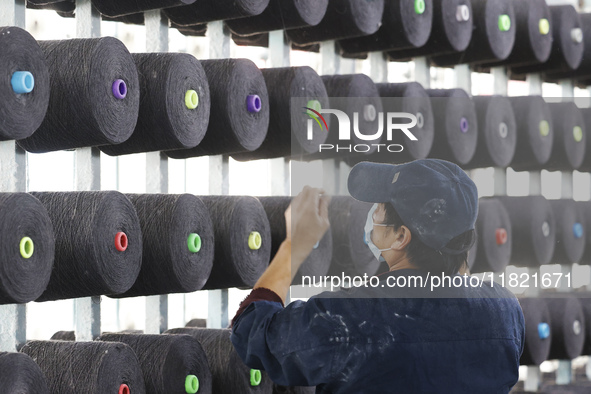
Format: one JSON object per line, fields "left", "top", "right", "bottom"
{"left": 542, "top": 221, "right": 550, "bottom": 237}
{"left": 364, "top": 104, "right": 377, "bottom": 122}
{"left": 456, "top": 5, "right": 470, "bottom": 22}
{"left": 498, "top": 122, "right": 508, "bottom": 139}
{"left": 571, "top": 28, "right": 583, "bottom": 44}
{"left": 573, "top": 320, "right": 581, "bottom": 335}
{"left": 416, "top": 112, "right": 424, "bottom": 129}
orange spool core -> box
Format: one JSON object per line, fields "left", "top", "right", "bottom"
{"left": 495, "top": 228, "right": 507, "bottom": 245}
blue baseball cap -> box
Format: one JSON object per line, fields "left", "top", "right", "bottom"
{"left": 347, "top": 159, "right": 478, "bottom": 254}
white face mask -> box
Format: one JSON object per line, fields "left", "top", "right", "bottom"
{"left": 364, "top": 203, "right": 394, "bottom": 262}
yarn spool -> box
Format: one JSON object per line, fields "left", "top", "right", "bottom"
{"left": 546, "top": 14, "right": 591, "bottom": 81}
{"left": 507, "top": 96, "right": 554, "bottom": 171}
{"left": 285, "top": 0, "right": 385, "bottom": 45}
{"left": 50, "top": 331, "right": 76, "bottom": 341}
{"left": 305, "top": 74, "right": 383, "bottom": 160}
{"left": 26, "top": 0, "right": 75, "bottom": 14}
{"left": 480, "top": 0, "right": 552, "bottom": 69}
{"left": 425, "top": 89, "right": 478, "bottom": 166}
{"left": 577, "top": 201, "right": 591, "bottom": 265}
{"left": 577, "top": 108, "right": 591, "bottom": 172}
{"left": 231, "top": 66, "right": 330, "bottom": 161}
{"left": 544, "top": 296, "right": 585, "bottom": 360}
{"left": 165, "top": 328, "right": 272, "bottom": 393}
{"left": 496, "top": 196, "right": 556, "bottom": 268}
{"left": 0, "top": 26, "right": 50, "bottom": 141}
{"left": 185, "top": 318, "right": 207, "bottom": 328}
{"left": 511, "top": 5, "right": 584, "bottom": 77}
{"left": 0, "top": 352, "right": 49, "bottom": 393}
{"left": 548, "top": 199, "right": 585, "bottom": 265}
{"left": 546, "top": 102, "right": 586, "bottom": 171}
{"left": 273, "top": 385, "right": 316, "bottom": 394}
{"left": 100, "top": 53, "right": 210, "bottom": 156}
{"left": 163, "top": 0, "right": 270, "bottom": 26}
{"left": 20, "top": 340, "right": 146, "bottom": 394}
{"left": 97, "top": 333, "right": 212, "bottom": 394}
{"left": 339, "top": 0, "right": 433, "bottom": 57}
{"left": 328, "top": 196, "right": 378, "bottom": 277}
{"left": 17, "top": 37, "right": 139, "bottom": 153}
{"left": 0, "top": 193, "right": 54, "bottom": 305}
{"left": 386, "top": 0, "right": 473, "bottom": 61}
{"left": 32, "top": 191, "right": 142, "bottom": 302}
{"left": 172, "top": 23, "right": 208, "bottom": 38}
{"left": 518, "top": 298, "right": 552, "bottom": 366}
{"left": 110, "top": 194, "right": 214, "bottom": 298}
{"left": 102, "top": 13, "right": 145, "bottom": 26}
{"left": 257, "top": 197, "right": 332, "bottom": 285}
{"left": 226, "top": 0, "right": 329, "bottom": 36}
{"left": 165, "top": 59, "right": 269, "bottom": 159}
{"left": 430, "top": 0, "right": 515, "bottom": 66}
{"left": 91, "top": 0, "right": 196, "bottom": 18}
{"left": 463, "top": 96, "right": 517, "bottom": 169}
{"left": 199, "top": 196, "right": 271, "bottom": 290}
{"left": 231, "top": 32, "right": 270, "bottom": 48}
{"left": 470, "top": 198, "right": 512, "bottom": 274}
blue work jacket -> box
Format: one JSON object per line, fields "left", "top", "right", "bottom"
{"left": 231, "top": 268, "right": 525, "bottom": 393}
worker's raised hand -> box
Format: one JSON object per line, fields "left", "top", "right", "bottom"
{"left": 285, "top": 186, "right": 330, "bottom": 265}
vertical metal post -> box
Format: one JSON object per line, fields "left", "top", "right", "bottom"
{"left": 414, "top": 57, "right": 430, "bottom": 88}
{"left": 0, "top": 0, "right": 27, "bottom": 353}
{"left": 492, "top": 67, "right": 508, "bottom": 196}
{"left": 73, "top": 0, "right": 102, "bottom": 342}
{"left": 144, "top": 10, "right": 170, "bottom": 335}
{"left": 454, "top": 64, "right": 472, "bottom": 94}
{"left": 207, "top": 21, "right": 231, "bottom": 329}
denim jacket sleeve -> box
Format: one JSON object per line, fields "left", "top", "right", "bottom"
{"left": 230, "top": 295, "right": 340, "bottom": 387}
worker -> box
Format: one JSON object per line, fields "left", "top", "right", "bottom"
{"left": 230, "top": 159, "right": 525, "bottom": 393}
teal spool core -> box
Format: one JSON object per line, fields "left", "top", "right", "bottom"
{"left": 11, "top": 71, "right": 35, "bottom": 94}
{"left": 538, "top": 322, "right": 550, "bottom": 339}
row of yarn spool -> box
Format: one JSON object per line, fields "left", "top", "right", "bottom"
{"left": 22, "top": 0, "right": 591, "bottom": 89}
{"left": 5, "top": 24, "right": 591, "bottom": 172}
{"left": 1, "top": 326, "right": 315, "bottom": 393}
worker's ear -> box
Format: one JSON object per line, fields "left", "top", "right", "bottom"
{"left": 390, "top": 225, "right": 412, "bottom": 251}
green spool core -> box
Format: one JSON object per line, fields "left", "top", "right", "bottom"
{"left": 187, "top": 233, "right": 202, "bottom": 253}
{"left": 250, "top": 369, "right": 262, "bottom": 386}
{"left": 539, "top": 120, "right": 550, "bottom": 137}
{"left": 498, "top": 15, "right": 511, "bottom": 32}
{"left": 248, "top": 231, "right": 262, "bottom": 250}
{"left": 20, "top": 237, "right": 34, "bottom": 259}
{"left": 573, "top": 126, "right": 583, "bottom": 142}
{"left": 414, "top": 0, "right": 425, "bottom": 14}
{"left": 185, "top": 90, "right": 199, "bottom": 109}
{"left": 539, "top": 18, "right": 550, "bottom": 35}
{"left": 306, "top": 99, "right": 322, "bottom": 115}
{"left": 185, "top": 375, "right": 199, "bottom": 393}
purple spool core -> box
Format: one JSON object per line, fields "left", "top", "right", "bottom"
{"left": 460, "top": 117, "right": 469, "bottom": 133}
{"left": 112, "top": 79, "right": 127, "bottom": 100}
{"left": 247, "top": 94, "right": 262, "bottom": 113}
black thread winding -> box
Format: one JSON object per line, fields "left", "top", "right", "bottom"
{"left": 464, "top": 96, "right": 516, "bottom": 169}
{"left": 508, "top": 96, "right": 554, "bottom": 171}
{"left": 470, "top": 198, "right": 512, "bottom": 274}
{"left": 0, "top": 352, "right": 49, "bottom": 393}
{"left": 32, "top": 191, "right": 142, "bottom": 302}
{"left": 286, "top": 0, "right": 385, "bottom": 45}
{"left": 163, "top": 0, "right": 270, "bottom": 26}
{"left": 100, "top": 53, "right": 210, "bottom": 156}
{"left": 97, "top": 333, "right": 212, "bottom": 394}
{"left": 548, "top": 199, "right": 585, "bottom": 265}
{"left": 165, "top": 59, "right": 269, "bottom": 159}
{"left": 0, "top": 193, "right": 54, "bottom": 305}
{"left": 544, "top": 296, "right": 586, "bottom": 360}
{"left": 108, "top": 194, "right": 215, "bottom": 298}
{"left": 339, "top": 0, "right": 433, "bottom": 57}
{"left": 226, "top": 0, "right": 329, "bottom": 36}
{"left": 328, "top": 196, "right": 378, "bottom": 277}
{"left": 577, "top": 201, "right": 591, "bottom": 266}
{"left": 232, "top": 66, "right": 330, "bottom": 161}
{"left": 20, "top": 340, "right": 146, "bottom": 394}
{"left": 430, "top": 0, "right": 515, "bottom": 66}
{"left": 497, "top": 196, "right": 556, "bottom": 268}
{"left": 18, "top": 37, "right": 139, "bottom": 153}
{"left": 258, "top": 197, "right": 332, "bottom": 285}
{"left": 185, "top": 318, "right": 207, "bottom": 328}
{"left": 518, "top": 297, "right": 552, "bottom": 366}
{"left": 0, "top": 26, "right": 50, "bottom": 141}
{"left": 102, "top": 12, "right": 146, "bottom": 25}
{"left": 386, "top": 0, "right": 473, "bottom": 61}
{"left": 165, "top": 328, "right": 273, "bottom": 393}
{"left": 425, "top": 89, "right": 478, "bottom": 166}
{"left": 26, "top": 0, "right": 75, "bottom": 13}
{"left": 273, "top": 385, "right": 316, "bottom": 394}
{"left": 91, "top": 0, "right": 195, "bottom": 18}
{"left": 199, "top": 196, "right": 271, "bottom": 290}
{"left": 546, "top": 102, "right": 586, "bottom": 171}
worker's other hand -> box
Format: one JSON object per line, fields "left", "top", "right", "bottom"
{"left": 285, "top": 186, "right": 331, "bottom": 264}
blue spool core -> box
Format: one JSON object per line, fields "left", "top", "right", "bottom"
{"left": 12, "top": 71, "right": 35, "bottom": 94}
{"left": 538, "top": 322, "right": 550, "bottom": 339}
{"left": 573, "top": 223, "right": 583, "bottom": 239}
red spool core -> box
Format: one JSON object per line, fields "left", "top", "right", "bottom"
{"left": 119, "top": 384, "right": 130, "bottom": 394}
{"left": 115, "top": 232, "right": 128, "bottom": 252}
{"left": 495, "top": 228, "right": 507, "bottom": 245}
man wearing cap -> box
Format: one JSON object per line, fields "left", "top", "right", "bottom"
{"left": 230, "top": 159, "right": 525, "bottom": 393}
